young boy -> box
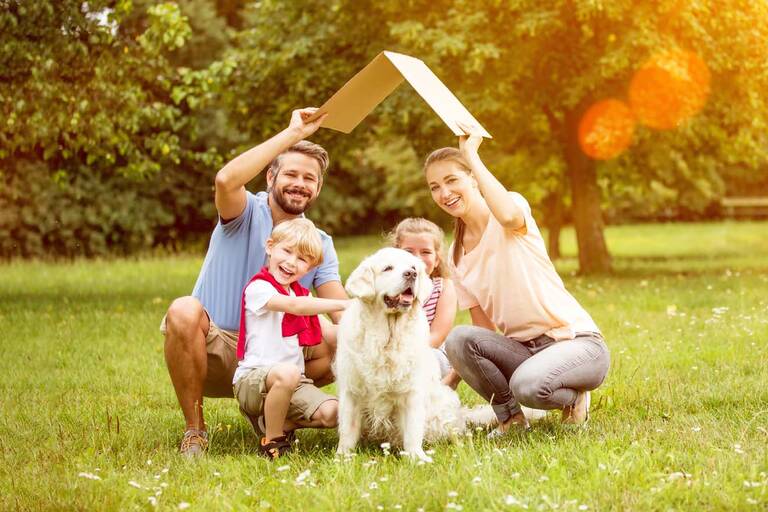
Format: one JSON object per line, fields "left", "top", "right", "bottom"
{"left": 233, "top": 218, "right": 348, "bottom": 459}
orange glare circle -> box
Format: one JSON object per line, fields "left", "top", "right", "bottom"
{"left": 629, "top": 50, "right": 711, "bottom": 130}
{"left": 578, "top": 99, "right": 636, "bottom": 160}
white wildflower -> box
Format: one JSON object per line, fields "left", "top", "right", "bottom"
{"left": 504, "top": 495, "right": 528, "bottom": 508}
{"left": 78, "top": 472, "right": 101, "bottom": 481}
{"left": 128, "top": 481, "right": 142, "bottom": 489}
{"left": 178, "top": 503, "right": 190, "bottom": 510}
{"left": 148, "top": 496, "right": 158, "bottom": 507}
{"left": 276, "top": 465, "right": 290, "bottom": 472}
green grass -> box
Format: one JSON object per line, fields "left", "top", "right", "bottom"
{"left": 2, "top": 221, "right": 767, "bottom": 511}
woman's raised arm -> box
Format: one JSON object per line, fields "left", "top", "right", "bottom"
{"left": 457, "top": 123, "right": 525, "bottom": 231}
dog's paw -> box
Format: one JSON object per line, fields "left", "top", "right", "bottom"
{"left": 403, "top": 449, "right": 433, "bottom": 464}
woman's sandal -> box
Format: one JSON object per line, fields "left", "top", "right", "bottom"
{"left": 259, "top": 435, "right": 292, "bottom": 460}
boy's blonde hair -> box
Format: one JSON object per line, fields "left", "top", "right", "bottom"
{"left": 270, "top": 218, "right": 324, "bottom": 267}
{"left": 387, "top": 217, "right": 447, "bottom": 278}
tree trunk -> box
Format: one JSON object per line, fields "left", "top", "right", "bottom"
{"left": 542, "top": 192, "right": 564, "bottom": 260}
{"left": 564, "top": 110, "right": 612, "bottom": 274}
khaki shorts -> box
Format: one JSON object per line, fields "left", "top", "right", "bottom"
{"left": 234, "top": 367, "right": 335, "bottom": 422}
{"left": 160, "top": 311, "right": 322, "bottom": 398}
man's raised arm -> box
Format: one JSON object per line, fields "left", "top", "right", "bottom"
{"left": 214, "top": 108, "right": 327, "bottom": 221}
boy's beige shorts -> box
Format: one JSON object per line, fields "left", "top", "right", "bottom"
{"left": 159, "top": 311, "right": 329, "bottom": 406}
{"left": 233, "top": 368, "right": 334, "bottom": 422}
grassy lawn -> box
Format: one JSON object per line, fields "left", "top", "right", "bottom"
{"left": 2, "top": 221, "right": 767, "bottom": 511}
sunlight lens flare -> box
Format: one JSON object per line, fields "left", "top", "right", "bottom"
{"left": 629, "top": 50, "right": 711, "bottom": 130}
{"left": 578, "top": 99, "right": 636, "bottom": 160}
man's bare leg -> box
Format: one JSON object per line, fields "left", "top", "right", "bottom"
{"left": 164, "top": 296, "right": 210, "bottom": 431}
{"left": 304, "top": 340, "right": 334, "bottom": 387}
{"left": 305, "top": 319, "right": 336, "bottom": 387}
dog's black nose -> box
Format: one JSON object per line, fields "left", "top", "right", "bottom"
{"left": 403, "top": 269, "right": 416, "bottom": 280}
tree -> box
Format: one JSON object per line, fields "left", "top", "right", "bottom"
{"left": 214, "top": 0, "right": 768, "bottom": 273}
{"left": 0, "top": 0, "right": 232, "bottom": 256}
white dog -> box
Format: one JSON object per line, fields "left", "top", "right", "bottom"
{"left": 334, "top": 248, "right": 490, "bottom": 462}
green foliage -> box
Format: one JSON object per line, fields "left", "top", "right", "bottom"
{"left": 0, "top": 158, "right": 217, "bottom": 257}
{"left": 0, "top": 0, "right": 230, "bottom": 257}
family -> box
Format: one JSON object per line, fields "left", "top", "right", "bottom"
{"left": 161, "top": 107, "right": 611, "bottom": 459}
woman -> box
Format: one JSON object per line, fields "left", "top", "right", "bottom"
{"left": 425, "top": 124, "right": 610, "bottom": 435}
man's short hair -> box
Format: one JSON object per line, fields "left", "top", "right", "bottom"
{"left": 266, "top": 140, "right": 329, "bottom": 181}
{"left": 270, "top": 218, "right": 324, "bottom": 267}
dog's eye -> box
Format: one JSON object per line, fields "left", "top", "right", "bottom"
{"left": 382, "top": 265, "right": 393, "bottom": 272}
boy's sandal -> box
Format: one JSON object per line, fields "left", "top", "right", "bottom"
{"left": 259, "top": 436, "right": 292, "bottom": 460}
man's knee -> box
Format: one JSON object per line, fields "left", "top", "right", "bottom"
{"left": 165, "top": 296, "right": 206, "bottom": 339}
{"left": 313, "top": 400, "right": 338, "bottom": 428}
{"left": 445, "top": 325, "right": 475, "bottom": 365}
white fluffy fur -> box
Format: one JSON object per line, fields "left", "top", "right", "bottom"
{"left": 334, "top": 248, "right": 488, "bottom": 462}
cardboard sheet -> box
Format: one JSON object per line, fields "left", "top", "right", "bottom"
{"left": 308, "top": 51, "right": 491, "bottom": 138}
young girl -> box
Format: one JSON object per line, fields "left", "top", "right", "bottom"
{"left": 424, "top": 123, "right": 610, "bottom": 434}
{"left": 388, "top": 218, "right": 461, "bottom": 388}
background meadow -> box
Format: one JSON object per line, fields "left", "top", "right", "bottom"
{"left": 2, "top": 221, "right": 767, "bottom": 511}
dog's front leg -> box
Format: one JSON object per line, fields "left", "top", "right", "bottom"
{"left": 336, "top": 390, "right": 363, "bottom": 456}
{"left": 398, "top": 392, "right": 432, "bottom": 463}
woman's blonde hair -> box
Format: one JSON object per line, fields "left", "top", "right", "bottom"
{"left": 387, "top": 217, "right": 447, "bottom": 278}
{"left": 270, "top": 218, "right": 324, "bottom": 267}
{"left": 423, "top": 147, "right": 473, "bottom": 266}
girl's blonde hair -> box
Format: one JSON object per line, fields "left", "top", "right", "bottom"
{"left": 423, "top": 147, "right": 473, "bottom": 266}
{"left": 387, "top": 217, "right": 447, "bottom": 278}
{"left": 270, "top": 218, "right": 324, "bottom": 267}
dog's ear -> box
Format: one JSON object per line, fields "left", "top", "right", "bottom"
{"left": 345, "top": 261, "right": 376, "bottom": 301}
{"left": 414, "top": 261, "right": 433, "bottom": 305}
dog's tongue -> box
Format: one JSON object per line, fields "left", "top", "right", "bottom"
{"left": 383, "top": 288, "right": 414, "bottom": 308}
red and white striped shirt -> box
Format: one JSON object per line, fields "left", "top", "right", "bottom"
{"left": 422, "top": 277, "right": 442, "bottom": 325}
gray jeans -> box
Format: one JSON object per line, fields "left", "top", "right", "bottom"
{"left": 445, "top": 326, "right": 610, "bottom": 423}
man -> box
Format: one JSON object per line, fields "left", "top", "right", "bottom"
{"left": 161, "top": 107, "right": 346, "bottom": 456}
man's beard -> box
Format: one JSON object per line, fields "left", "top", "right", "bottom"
{"left": 271, "top": 185, "right": 315, "bottom": 215}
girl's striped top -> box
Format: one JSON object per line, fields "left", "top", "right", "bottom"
{"left": 422, "top": 277, "right": 442, "bottom": 325}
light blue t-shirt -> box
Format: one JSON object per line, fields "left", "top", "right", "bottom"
{"left": 191, "top": 191, "right": 341, "bottom": 331}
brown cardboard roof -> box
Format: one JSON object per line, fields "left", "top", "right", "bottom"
{"left": 308, "top": 51, "right": 491, "bottom": 138}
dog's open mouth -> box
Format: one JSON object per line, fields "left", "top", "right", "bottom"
{"left": 383, "top": 287, "right": 414, "bottom": 309}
